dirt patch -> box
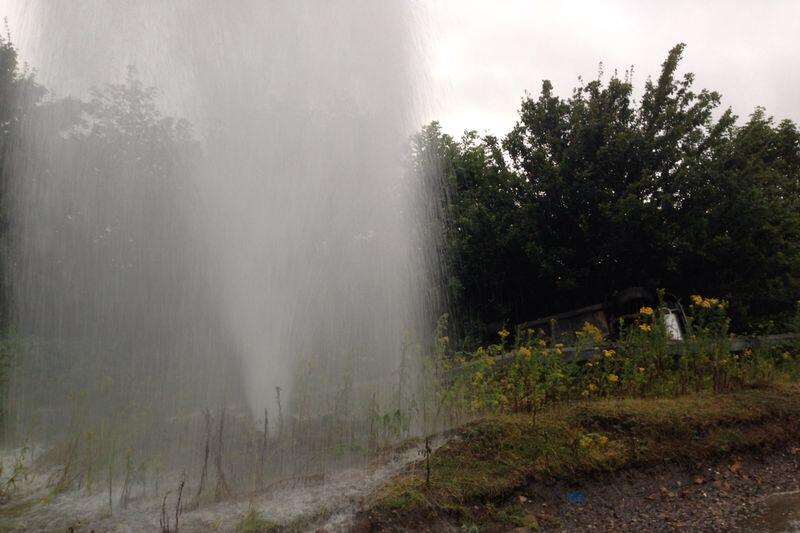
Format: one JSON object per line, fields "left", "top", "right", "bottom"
{"left": 511, "top": 447, "right": 800, "bottom": 532}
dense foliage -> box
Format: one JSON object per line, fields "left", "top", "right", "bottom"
{"left": 0, "top": 31, "right": 49, "bottom": 329}
{"left": 0, "top": 34, "right": 236, "bottom": 439}
{"left": 437, "top": 298, "right": 800, "bottom": 422}
{"left": 416, "top": 44, "right": 800, "bottom": 337}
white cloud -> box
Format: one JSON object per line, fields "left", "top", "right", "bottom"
{"left": 425, "top": 0, "right": 800, "bottom": 136}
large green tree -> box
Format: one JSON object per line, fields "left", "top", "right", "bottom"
{"left": 423, "top": 44, "right": 800, "bottom": 337}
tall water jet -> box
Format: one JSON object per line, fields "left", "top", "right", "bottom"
{"left": 2, "top": 0, "right": 439, "bottom": 448}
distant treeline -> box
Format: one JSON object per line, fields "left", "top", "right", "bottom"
{"left": 0, "top": 32, "right": 35, "bottom": 329}
{"left": 414, "top": 44, "right": 800, "bottom": 340}
{"left": 0, "top": 33, "right": 203, "bottom": 337}
{"left": 0, "top": 32, "right": 239, "bottom": 423}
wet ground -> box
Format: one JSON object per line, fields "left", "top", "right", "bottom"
{"left": 507, "top": 446, "right": 800, "bottom": 532}
{"left": 742, "top": 491, "right": 800, "bottom": 532}
{"left": 4, "top": 442, "right": 799, "bottom": 531}
{"left": 0, "top": 441, "right": 435, "bottom": 532}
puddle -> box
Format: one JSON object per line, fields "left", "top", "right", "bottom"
{"left": 743, "top": 491, "right": 800, "bottom": 532}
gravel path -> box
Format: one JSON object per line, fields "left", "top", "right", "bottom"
{"left": 513, "top": 447, "right": 800, "bottom": 532}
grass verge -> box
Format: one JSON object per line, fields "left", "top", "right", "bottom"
{"left": 358, "top": 384, "right": 800, "bottom": 530}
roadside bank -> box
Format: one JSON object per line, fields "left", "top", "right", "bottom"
{"left": 356, "top": 385, "right": 800, "bottom": 531}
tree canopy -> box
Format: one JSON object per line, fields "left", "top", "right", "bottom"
{"left": 417, "top": 44, "right": 800, "bottom": 338}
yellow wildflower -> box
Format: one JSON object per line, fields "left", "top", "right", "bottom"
{"left": 691, "top": 294, "right": 722, "bottom": 307}
{"left": 536, "top": 338, "right": 547, "bottom": 348}
{"left": 607, "top": 373, "right": 619, "bottom": 383}
{"left": 587, "top": 383, "right": 598, "bottom": 392}
{"left": 639, "top": 306, "right": 654, "bottom": 316}
{"left": 639, "top": 323, "right": 652, "bottom": 333}
{"left": 498, "top": 328, "right": 510, "bottom": 340}
{"left": 603, "top": 349, "right": 615, "bottom": 359}
{"left": 596, "top": 435, "right": 609, "bottom": 446}
{"left": 743, "top": 348, "right": 752, "bottom": 357}
{"left": 518, "top": 346, "right": 532, "bottom": 359}
{"left": 689, "top": 294, "right": 725, "bottom": 309}
{"left": 579, "top": 322, "right": 605, "bottom": 343}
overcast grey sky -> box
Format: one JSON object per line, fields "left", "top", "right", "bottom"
{"left": 424, "top": 0, "right": 800, "bottom": 136}
{"left": 3, "top": 1, "right": 798, "bottom": 138}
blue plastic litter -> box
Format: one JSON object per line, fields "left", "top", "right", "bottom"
{"left": 566, "top": 491, "right": 587, "bottom": 505}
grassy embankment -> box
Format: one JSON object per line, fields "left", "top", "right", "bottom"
{"left": 359, "top": 384, "right": 800, "bottom": 530}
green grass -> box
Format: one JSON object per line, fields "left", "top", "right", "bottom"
{"left": 233, "top": 504, "right": 338, "bottom": 533}
{"left": 360, "top": 384, "right": 800, "bottom": 529}
{"left": 235, "top": 507, "right": 280, "bottom": 533}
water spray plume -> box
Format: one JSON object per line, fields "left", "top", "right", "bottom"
{"left": 0, "top": 2, "right": 446, "bottom": 529}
